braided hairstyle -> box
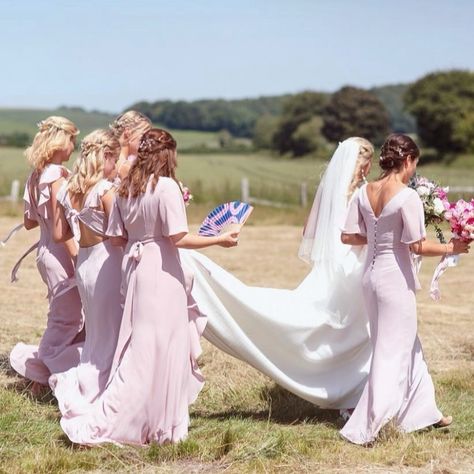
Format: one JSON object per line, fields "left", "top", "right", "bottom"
{"left": 68, "top": 129, "right": 120, "bottom": 196}
{"left": 118, "top": 128, "right": 178, "bottom": 198}
{"left": 378, "top": 134, "right": 420, "bottom": 176}
{"left": 109, "top": 110, "right": 152, "bottom": 139}
{"left": 347, "top": 137, "right": 374, "bottom": 198}
{"left": 25, "top": 116, "right": 79, "bottom": 171}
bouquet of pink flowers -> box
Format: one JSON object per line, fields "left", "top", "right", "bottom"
{"left": 430, "top": 197, "right": 474, "bottom": 300}
{"left": 409, "top": 175, "right": 450, "bottom": 242}
{"left": 179, "top": 181, "right": 193, "bottom": 206}
{"left": 443, "top": 198, "right": 474, "bottom": 242}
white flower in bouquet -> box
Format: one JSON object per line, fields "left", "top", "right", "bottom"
{"left": 433, "top": 197, "right": 445, "bottom": 216}
{"left": 416, "top": 185, "right": 430, "bottom": 196}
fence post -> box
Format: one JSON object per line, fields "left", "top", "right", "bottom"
{"left": 300, "top": 181, "right": 308, "bottom": 207}
{"left": 10, "top": 180, "right": 20, "bottom": 203}
{"left": 241, "top": 177, "right": 250, "bottom": 202}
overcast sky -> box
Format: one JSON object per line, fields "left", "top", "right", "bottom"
{"left": 1, "top": 0, "right": 473, "bottom": 112}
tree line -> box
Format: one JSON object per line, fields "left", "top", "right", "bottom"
{"left": 128, "top": 70, "right": 474, "bottom": 159}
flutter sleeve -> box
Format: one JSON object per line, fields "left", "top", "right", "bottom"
{"left": 159, "top": 178, "right": 189, "bottom": 237}
{"left": 106, "top": 195, "right": 127, "bottom": 238}
{"left": 342, "top": 190, "right": 366, "bottom": 236}
{"left": 401, "top": 190, "right": 426, "bottom": 244}
{"left": 23, "top": 173, "right": 38, "bottom": 221}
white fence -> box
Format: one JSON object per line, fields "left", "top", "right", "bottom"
{"left": 240, "top": 178, "right": 474, "bottom": 208}
{"left": 241, "top": 177, "right": 309, "bottom": 208}
{"left": 1, "top": 179, "right": 473, "bottom": 208}
{"left": 0, "top": 180, "right": 20, "bottom": 203}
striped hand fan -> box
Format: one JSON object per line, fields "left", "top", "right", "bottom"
{"left": 198, "top": 201, "right": 254, "bottom": 236}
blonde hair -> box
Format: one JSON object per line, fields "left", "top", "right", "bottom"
{"left": 68, "top": 129, "right": 120, "bottom": 196}
{"left": 25, "top": 116, "right": 79, "bottom": 171}
{"left": 110, "top": 110, "right": 152, "bottom": 138}
{"left": 347, "top": 137, "right": 374, "bottom": 198}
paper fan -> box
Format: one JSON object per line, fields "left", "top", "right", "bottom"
{"left": 198, "top": 201, "right": 254, "bottom": 236}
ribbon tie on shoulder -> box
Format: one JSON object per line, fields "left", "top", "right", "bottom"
{"left": 65, "top": 208, "right": 81, "bottom": 241}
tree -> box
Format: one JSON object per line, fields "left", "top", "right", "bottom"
{"left": 272, "top": 92, "right": 328, "bottom": 156}
{"left": 404, "top": 70, "right": 474, "bottom": 153}
{"left": 322, "top": 86, "right": 389, "bottom": 145}
{"left": 252, "top": 114, "right": 280, "bottom": 149}
{"left": 291, "top": 116, "right": 328, "bottom": 157}
{"left": 371, "top": 84, "right": 416, "bottom": 133}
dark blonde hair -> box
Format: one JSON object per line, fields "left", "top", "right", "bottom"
{"left": 118, "top": 128, "right": 177, "bottom": 198}
{"left": 26, "top": 116, "right": 79, "bottom": 171}
{"left": 68, "top": 129, "right": 120, "bottom": 196}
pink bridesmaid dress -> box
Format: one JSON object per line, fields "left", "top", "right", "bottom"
{"left": 340, "top": 184, "right": 442, "bottom": 444}
{"left": 10, "top": 164, "right": 84, "bottom": 385}
{"left": 60, "top": 176, "right": 206, "bottom": 445}
{"left": 49, "top": 179, "right": 123, "bottom": 416}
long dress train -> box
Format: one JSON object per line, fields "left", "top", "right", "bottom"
{"left": 180, "top": 139, "right": 373, "bottom": 409}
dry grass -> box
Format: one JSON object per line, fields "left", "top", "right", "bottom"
{"left": 1, "top": 217, "right": 474, "bottom": 473}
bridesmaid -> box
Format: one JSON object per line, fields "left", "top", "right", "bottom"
{"left": 50, "top": 129, "right": 123, "bottom": 416}
{"left": 340, "top": 134, "right": 470, "bottom": 444}
{"left": 109, "top": 110, "right": 151, "bottom": 180}
{"left": 10, "top": 117, "right": 84, "bottom": 388}
{"left": 60, "top": 128, "right": 239, "bottom": 445}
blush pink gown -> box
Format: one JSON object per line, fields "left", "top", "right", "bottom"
{"left": 9, "top": 164, "right": 84, "bottom": 385}
{"left": 49, "top": 179, "right": 123, "bottom": 416}
{"left": 60, "top": 177, "right": 206, "bottom": 445}
{"left": 340, "top": 185, "right": 442, "bottom": 444}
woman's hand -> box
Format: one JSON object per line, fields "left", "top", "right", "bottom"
{"left": 217, "top": 231, "right": 240, "bottom": 248}
{"left": 119, "top": 130, "right": 130, "bottom": 149}
{"left": 341, "top": 232, "right": 367, "bottom": 246}
{"left": 449, "top": 238, "right": 470, "bottom": 255}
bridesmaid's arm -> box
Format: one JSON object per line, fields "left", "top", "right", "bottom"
{"left": 170, "top": 231, "right": 239, "bottom": 249}
{"left": 102, "top": 188, "right": 115, "bottom": 218}
{"left": 102, "top": 189, "right": 128, "bottom": 247}
{"left": 51, "top": 179, "right": 73, "bottom": 243}
{"left": 410, "top": 238, "right": 470, "bottom": 256}
{"left": 341, "top": 233, "right": 367, "bottom": 246}
{"left": 51, "top": 179, "right": 77, "bottom": 260}
{"left": 24, "top": 215, "right": 38, "bottom": 230}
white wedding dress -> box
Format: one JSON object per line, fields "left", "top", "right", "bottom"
{"left": 180, "top": 139, "right": 371, "bottom": 409}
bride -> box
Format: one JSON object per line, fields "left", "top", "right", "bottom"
{"left": 180, "top": 137, "right": 374, "bottom": 409}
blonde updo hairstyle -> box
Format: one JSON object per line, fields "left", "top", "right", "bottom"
{"left": 118, "top": 128, "right": 177, "bottom": 198}
{"left": 110, "top": 110, "right": 152, "bottom": 139}
{"left": 25, "top": 116, "right": 79, "bottom": 171}
{"left": 347, "top": 137, "right": 374, "bottom": 198}
{"left": 68, "top": 129, "right": 120, "bottom": 196}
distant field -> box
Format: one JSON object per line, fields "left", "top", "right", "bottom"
{"left": 0, "top": 147, "right": 326, "bottom": 206}
{"left": 0, "top": 108, "right": 220, "bottom": 150}
{"left": 1, "top": 145, "right": 474, "bottom": 215}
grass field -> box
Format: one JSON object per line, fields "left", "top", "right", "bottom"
{"left": 0, "top": 108, "right": 220, "bottom": 151}
{"left": 1, "top": 146, "right": 474, "bottom": 213}
{"left": 0, "top": 219, "right": 473, "bottom": 473}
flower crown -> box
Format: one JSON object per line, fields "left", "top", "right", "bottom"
{"left": 37, "top": 119, "right": 79, "bottom": 135}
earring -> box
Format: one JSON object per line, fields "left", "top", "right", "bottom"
{"left": 361, "top": 173, "right": 368, "bottom": 184}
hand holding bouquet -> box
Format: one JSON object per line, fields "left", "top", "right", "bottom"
{"left": 430, "top": 197, "right": 473, "bottom": 300}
